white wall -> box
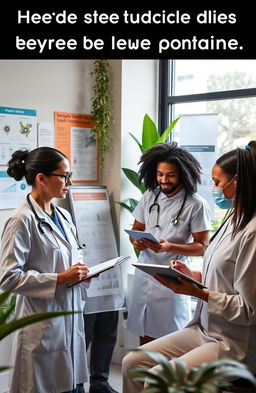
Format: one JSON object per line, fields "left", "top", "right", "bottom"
{"left": 119, "top": 60, "right": 159, "bottom": 351}
{"left": 120, "top": 60, "right": 159, "bottom": 284}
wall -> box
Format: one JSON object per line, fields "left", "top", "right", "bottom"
{"left": 118, "top": 60, "right": 159, "bottom": 351}
{"left": 119, "top": 60, "right": 159, "bottom": 282}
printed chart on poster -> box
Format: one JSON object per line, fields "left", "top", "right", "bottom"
{"left": 68, "top": 186, "right": 125, "bottom": 313}
{"left": 0, "top": 106, "right": 36, "bottom": 209}
{"left": 54, "top": 112, "right": 97, "bottom": 182}
{"left": 0, "top": 169, "right": 31, "bottom": 209}
{"left": 179, "top": 113, "right": 217, "bottom": 218}
{"left": 0, "top": 106, "right": 37, "bottom": 165}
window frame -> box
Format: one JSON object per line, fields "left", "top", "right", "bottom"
{"left": 158, "top": 59, "right": 256, "bottom": 132}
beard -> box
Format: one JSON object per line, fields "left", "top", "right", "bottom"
{"left": 159, "top": 182, "right": 179, "bottom": 195}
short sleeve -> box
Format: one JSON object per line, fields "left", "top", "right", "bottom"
{"left": 190, "top": 196, "right": 212, "bottom": 233}
{"left": 132, "top": 191, "right": 150, "bottom": 224}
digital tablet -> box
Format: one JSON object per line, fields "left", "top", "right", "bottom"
{"left": 132, "top": 262, "right": 206, "bottom": 289}
{"left": 124, "top": 229, "right": 159, "bottom": 243}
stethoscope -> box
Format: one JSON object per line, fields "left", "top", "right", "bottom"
{"left": 149, "top": 189, "right": 188, "bottom": 228}
{"left": 26, "top": 194, "right": 84, "bottom": 250}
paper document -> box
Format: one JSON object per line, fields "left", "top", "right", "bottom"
{"left": 124, "top": 229, "right": 159, "bottom": 243}
{"left": 132, "top": 262, "right": 206, "bottom": 289}
{"left": 68, "top": 256, "right": 130, "bottom": 288}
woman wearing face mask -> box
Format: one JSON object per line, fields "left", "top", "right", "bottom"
{"left": 122, "top": 142, "right": 256, "bottom": 393}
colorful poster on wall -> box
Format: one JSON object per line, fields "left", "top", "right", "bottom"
{"left": 0, "top": 169, "right": 31, "bottom": 209}
{"left": 0, "top": 106, "right": 37, "bottom": 165}
{"left": 54, "top": 112, "right": 97, "bottom": 182}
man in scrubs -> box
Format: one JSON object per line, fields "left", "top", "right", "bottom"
{"left": 127, "top": 142, "right": 211, "bottom": 344}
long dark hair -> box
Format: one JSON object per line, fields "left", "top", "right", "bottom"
{"left": 138, "top": 142, "right": 202, "bottom": 195}
{"left": 7, "top": 147, "right": 67, "bottom": 186}
{"left": 216, "top": 140, "right": 256, "bottom": 236}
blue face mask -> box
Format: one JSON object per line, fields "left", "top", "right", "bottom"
{"left": 211, "top": 188, "right": 233, "bottom": 209}
{"left": 211, "top": 176, "right": 235, "bottom": 209}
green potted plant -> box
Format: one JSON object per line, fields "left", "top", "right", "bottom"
{"left": 128, "top": 349, "right": 256, "bottom": 393}
{"left": 116, "top": 114, "right": 179, "bottom": 256}
{"left": 0, "top": 290, "right": 74, "bottom": 371}
{"left": 117, "top": 114, "right": 179, "bottom": 214}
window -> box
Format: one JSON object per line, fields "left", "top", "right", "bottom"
{"left": 159, "top": 59, "right": 256, "bottom": 271}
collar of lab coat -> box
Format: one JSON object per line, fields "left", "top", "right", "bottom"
{"left": 27, "top": 194, "right": 73, "bottom": 249}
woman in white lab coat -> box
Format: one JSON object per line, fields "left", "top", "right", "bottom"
{"left": 0, "top": 147, "right": 90, "bottom": 393}
{"left": 123, "top": 141, "right": 256, "bottom": 393}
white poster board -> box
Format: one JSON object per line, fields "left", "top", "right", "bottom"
{"left": 0, "top": 106, "right": 37, "bottom": 165}
{"left": 179, "top": 114, "right": 217, "bottom": 218}
{"left": 68, "top": 186, "right": 125, "bottom": 313}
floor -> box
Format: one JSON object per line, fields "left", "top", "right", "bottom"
{"left": 84, "top": 363, "right": 122, "bottom": 393}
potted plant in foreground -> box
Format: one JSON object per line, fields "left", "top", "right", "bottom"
{"left": 0, "top": 290, "right": 74, "bottom": 371}
{"left": 128, "top": 349, "right": 256, "bottom": 393}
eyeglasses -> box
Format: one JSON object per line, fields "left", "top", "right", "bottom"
{"left": 48, "top": 172, "right": 73, "bottom": 183}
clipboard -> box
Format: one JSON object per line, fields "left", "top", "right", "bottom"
{"left": 68, "top": 256, "right": 130, "bottom": 288}
{"left": 132, "top": 262, "right": 206, "bottom": 289}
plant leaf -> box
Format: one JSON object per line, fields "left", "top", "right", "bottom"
{"left": 134, "top": 248, "right": 140, "bottom": 258}
{"left": 142, "top": 114, "right": 159, "bottom": 150}
{"left": 131, "top": 349, "right": 178, "bottom": 383}
{"left": 129, "top": 132, "right": 145, "bottom": 153}
{"left": 172, "top": 358, "right": 187, "bottom": 383}
{"left": 128, "top": 368, "right": 168, "bottom": 385}
{"left": 0, "top": 301, "right": 15, "bottom": 325}
{"left": 0, "top": 311, "right": 75, "bottom": 341}
{"left": 127, "top": 198, "right": 139, "bottom": 211}
{"left": 0, "top": 290, "right": 12, "bottom": 307}
{"left": 156, "top": 117, "right": 179, "bottom": 144}
{"left": 0, "top": 366, "right": 10, "bottom": 372}
{"left": 122, "top": 168, "right": 146, "bottom": 194}
{"left": 115, "top": 201, "right": 134, "bottom": 213}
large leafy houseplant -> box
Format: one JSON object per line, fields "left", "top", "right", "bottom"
{"left": 117, "top": 114, "right": 179, "bottom": 256}
{"left": 128, "top": 349, "right": 256, "bottom": 393}
{"left": 117, "top": 114, "right": 179, "bottom": 215}
{"left": 0, "top": 290, "right": 74, "bottom": 371}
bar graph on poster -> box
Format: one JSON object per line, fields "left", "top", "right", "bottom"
{"left": 68, "top": 186, "right": 126, "bottom": 313}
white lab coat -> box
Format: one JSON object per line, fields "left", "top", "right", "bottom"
{"left": 187, "top": 214, "right": 256, "bottom": 372}
{"left": 127, "top": 188, "right": 211, "bottom": 338}
{"left": 0, "top": 195, "right": 88, "bottom": 393}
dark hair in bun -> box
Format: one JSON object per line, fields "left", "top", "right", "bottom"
{"left": 7, "top": 150, "right": 29, "bottom": 181}
{"left": 7, "top": 147, "right": 67, "bottom": 185}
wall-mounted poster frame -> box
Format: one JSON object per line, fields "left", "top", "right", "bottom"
{"left": 54, "top": 111, "right": 98, "bottom": 182}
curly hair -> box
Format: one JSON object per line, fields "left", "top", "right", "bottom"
{"left": 138, "top": 142, "right": 202, "bottom": 195}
